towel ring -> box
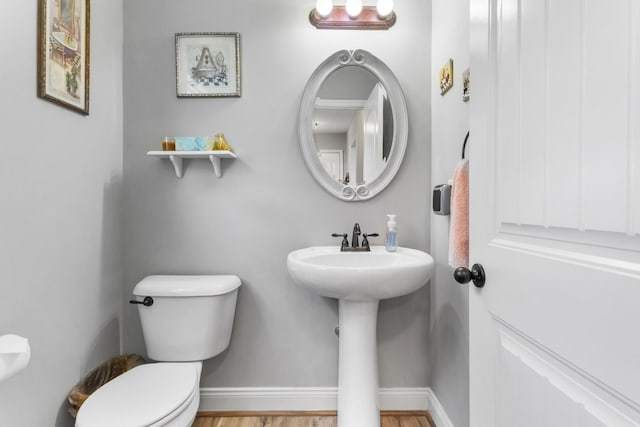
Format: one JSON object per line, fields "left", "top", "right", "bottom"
{"left": 461, "top": 131, "right": 469, "bottom": 159}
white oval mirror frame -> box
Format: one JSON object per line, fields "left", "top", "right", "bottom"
{"left": 298, "top": 49, "right": 408, "bottom": 201}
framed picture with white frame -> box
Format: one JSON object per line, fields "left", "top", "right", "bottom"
{"left": 175, "top": 32, "right": 241, "bottom": 98}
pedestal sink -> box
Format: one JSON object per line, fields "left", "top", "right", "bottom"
{"left": 287, "top": 246, "right": 434, "bottom": 427}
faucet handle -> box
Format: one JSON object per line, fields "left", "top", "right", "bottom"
{"left": 361, "top": 233, "right": 379, "bottom": 250}
{"left": 331, "top": 233, "right": 349, "bottom": 250}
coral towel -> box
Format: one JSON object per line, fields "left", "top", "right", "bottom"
{"left": 448, "top": 159, "right": 469, "bottom": 268}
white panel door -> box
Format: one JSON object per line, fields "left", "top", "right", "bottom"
{"left": 469, "top": 0, "right": 640, "bottom": 426}
{"left": 363, "top": 83, "right": 385, "bottom": 184}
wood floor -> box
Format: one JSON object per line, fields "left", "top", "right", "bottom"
{"left": 192, "top": 411, "right": 435, "bottom": 427}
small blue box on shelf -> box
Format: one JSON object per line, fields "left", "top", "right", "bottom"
{"left": 174, "top": 136, "right": 214, "bottom": 151}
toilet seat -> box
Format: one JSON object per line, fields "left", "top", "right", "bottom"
{"left": 75, "top": 363, "right": 199, "bottom": 427}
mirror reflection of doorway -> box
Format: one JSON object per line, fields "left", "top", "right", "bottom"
{"left": 314, "top": 82, "right": 388, "bottom": 187}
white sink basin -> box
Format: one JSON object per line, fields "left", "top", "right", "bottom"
{"left": 286, "top": 245, "right": 434, "bottom": 427}
{"left": 287, "top": 245, "right": 434, "bottom": 300}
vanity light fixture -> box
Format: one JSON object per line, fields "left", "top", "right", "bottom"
{"left": 345, "top": 0, "right": 363, "bottom": 18}
{"left": 376, "top": 0, "right": 393, "bottom": 17}
{"left": 309, "top": 0, "right": 397, "bottom": 30}
{"left": 315, "top": 0, "right": 333, "bottom": 18}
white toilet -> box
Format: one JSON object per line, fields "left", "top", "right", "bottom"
{"left": 76, "top": 275, "right": 241, "bottom": 427}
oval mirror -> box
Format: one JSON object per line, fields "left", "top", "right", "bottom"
{"left": 298, "top": 49, "right": 408, "bottom": 201}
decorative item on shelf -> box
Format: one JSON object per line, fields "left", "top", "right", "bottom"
{"left": 213, "top": 133, "right": 233, "bottom": 152}
{"left": 309, "top": 0, "right": 396, "bottom": 30}
{"left": 439, "top": 58, "right": 454, "bottom": 96}
{"left": 161, "top": 137, "right": 176, "bottom": 151}
{"left": 174, "top": 136, "right": 212, "bottom": 151}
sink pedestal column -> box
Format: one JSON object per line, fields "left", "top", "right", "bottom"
{"left": 338, "top": 299, "right": 380, "bottom": 427}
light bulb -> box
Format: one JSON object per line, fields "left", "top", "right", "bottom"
{"left": 315, "top": 0, "right": 333, "bottom": 18}
{"left": 376, "top": 0, "right": 394, "bottom": 18}
{"left": 345, "top": 0, "right": 363, "bottom": 18}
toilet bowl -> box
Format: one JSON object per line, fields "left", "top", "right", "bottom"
{"left": 75, "top": 275, "right": 241, "bottom": 427}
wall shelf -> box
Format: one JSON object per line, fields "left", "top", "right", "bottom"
{"left": 147, "top": 150, "right": 237, "bottom": 178}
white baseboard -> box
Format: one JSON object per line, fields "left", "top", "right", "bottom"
{"left": 426, "top": 388, "right": 455, "bottom": 427}
{"left": 199, "top": 387, "right": 454, "bottom": 426}
{"left": 199, "top": 387, "right": 338, "bottom": 412}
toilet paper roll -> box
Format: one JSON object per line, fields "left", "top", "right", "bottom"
{"left": 0, "top": 334, "right": 31, "bottom": 383}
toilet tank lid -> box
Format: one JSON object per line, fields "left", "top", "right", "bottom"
{"left": 133, "top": 275, "right": 241, "bottom": 297}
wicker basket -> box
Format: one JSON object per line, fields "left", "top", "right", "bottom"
{"left": 68, "top": 354, "right": 146, "bottom": 417}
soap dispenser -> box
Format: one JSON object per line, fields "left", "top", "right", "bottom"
{"left": 385, "top": 214, "right": 397, "bottom": 252}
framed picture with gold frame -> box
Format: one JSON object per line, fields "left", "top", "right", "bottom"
{"left": 439, "top": 59, "right": 453, "bottom": 96}
{"left": 37, "top": 0, "right": 90, "bottom": 115}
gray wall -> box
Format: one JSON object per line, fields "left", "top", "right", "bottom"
{"left": 430, "top": 0, "right": 471, "bottom": 425}
{"left": 0, "top": 1, "right": 124, "bottom": 426}
{"left": 123, "top": 0, "right": 432, "bottom": 389}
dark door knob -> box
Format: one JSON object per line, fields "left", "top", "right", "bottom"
{"left": 453, "top": 264, "right": 486, "bottom": 288}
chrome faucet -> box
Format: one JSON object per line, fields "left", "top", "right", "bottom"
{"left": 351, "top": 223, "right": 361, "bottom": 248}
{"left": 332, "top": 223, "right": 379, "bottom": 252}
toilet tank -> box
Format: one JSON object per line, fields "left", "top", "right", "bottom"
{"left": 132, "top": 275, "right": 241, "bottom": 362}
